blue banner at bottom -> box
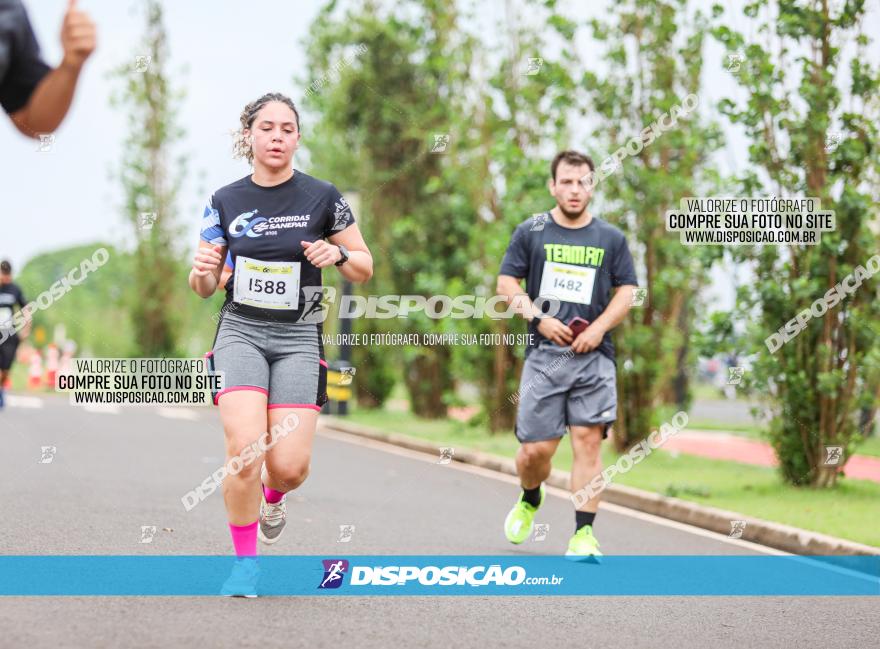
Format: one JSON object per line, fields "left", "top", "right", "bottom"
{"left": 1, "top": 556, "right": 877, "bottom": 596}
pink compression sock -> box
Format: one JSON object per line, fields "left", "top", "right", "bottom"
{"left": 263, "top": 485, "right": 285, "bottom": 504}
{"left": 228, "top": 521, "right": 258, "bottom": 557}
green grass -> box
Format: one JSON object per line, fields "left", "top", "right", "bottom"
{"left": 855, "top": 436, "right": 880, "bottom": 458}
{"left": 344, "top": 407, "right": 880, "bottom": 547}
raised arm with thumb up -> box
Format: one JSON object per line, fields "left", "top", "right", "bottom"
{"left": 60, "top": 0, "right": 97, "bottom": 70}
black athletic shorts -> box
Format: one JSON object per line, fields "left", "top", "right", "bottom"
{"left": 0, "top": 334, "right": 20, "bottom": 371}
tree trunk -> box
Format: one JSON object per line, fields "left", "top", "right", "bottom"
{"left": 404, "top": 348, "right": 451, "bottom": 419}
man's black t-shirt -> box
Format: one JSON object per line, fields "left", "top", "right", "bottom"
{"left": 200, "top": 170, "right": 355, "bottom": 323}
{"left": 0, "top": 281, "right": 26, "bottom": 339}
{"left": 499, "top": 212, "right": 638, "bottom": 362}
{"left": 0, "top": 0, "right": 51, "bottom": 115}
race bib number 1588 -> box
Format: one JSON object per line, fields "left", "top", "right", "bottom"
{"left": 233, "top": 256, "right": 300, "bottom": 310}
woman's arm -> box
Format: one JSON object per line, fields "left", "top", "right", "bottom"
{"left": 300, "top": 223, "right": 373, "bottom": 283}
{"left": 189, "top": 241, "right": 226, "bottom": 298}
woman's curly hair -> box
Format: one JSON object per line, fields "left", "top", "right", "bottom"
{"left": 232, "top": 92, "right": 301, "bottom": 164}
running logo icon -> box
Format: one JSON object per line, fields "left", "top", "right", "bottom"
{"left": 140, "top": 526, "right": 157, "bottom": 544}
{"left": 437, "top": 447, "right": 455, "bottom": 465}
{"left": 631, "top": 288, "right": 648, "bottom": 307}
{"left": 825, "top": 132, "right": 842, "bottom": 152}
{"left": 37, "top": 134, "right": 55, "bottom": 152}
{"left": 823, "top": 446, "right": 844, "bottom": 466}
{"left": 338, "top": 367, "right": 356, "bottom": 386}
{"left": 337, "top": 525, "right": 355, "bottom": 543}
{"left": 533, "top": 523, "right": 550, "bottom": 542}
{"left": 729, "top": 520, "right": 747, "bottom": 539}
{"left": 318, "top": 559, "right": 349, "bottom": 589}
{"left": 726, "top": 52, "right": 745, "bottom": 72}
{"left": 525, "top": 57, "right": 543, "bottom": 75}
{"left": 431, "top": 134, "right": 450, "bottom": 153}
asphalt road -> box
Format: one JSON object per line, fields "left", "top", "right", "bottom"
{"left": 0, "top": 394, "right": 876, "bottom": 649}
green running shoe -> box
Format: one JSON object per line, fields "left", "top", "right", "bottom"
{"left": 565, "top": 525, "right": 603, "bottom": 562}
{"left": 504, "top": 485, "right": 545, "bottom": 544}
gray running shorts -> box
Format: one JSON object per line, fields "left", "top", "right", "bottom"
{"left": 515, "top": 343, "right": 617, "bottom": 442}
{"left": 207, "top": 312, "right": 327, "bottom": 411}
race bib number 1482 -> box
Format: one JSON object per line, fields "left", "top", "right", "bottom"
{"left": 538, "top": 261, "right": 596, "bottom": 306}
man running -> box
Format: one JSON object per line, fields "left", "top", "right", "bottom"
{"left": 1, "top": 0, "right": 96, "bottom": 137}
{"left": 496, "top": 150, "right": 638, "bottom": 560}
{"left": 0, "top": 260, "right": 29, "bottom": 410}
{"left": 190, "top": 92, "right": 372, "bottom": 596}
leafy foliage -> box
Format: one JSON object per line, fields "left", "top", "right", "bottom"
{"left": 712, "top": 0, "right": 880, "bottom": 486}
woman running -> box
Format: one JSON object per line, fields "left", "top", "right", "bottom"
{"left": 189, "top": 92, "right": 372, "bottom": 597}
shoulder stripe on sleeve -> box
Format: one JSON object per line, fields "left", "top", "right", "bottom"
{"left": 200, "top": 204, "right": 227, "bottom": 245}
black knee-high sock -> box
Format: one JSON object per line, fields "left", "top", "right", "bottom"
{"left": 575, "top": 511, "right": 596, "bottom": 531}
{"left": 522, "top": 485, "right": 542, "bottom": 508}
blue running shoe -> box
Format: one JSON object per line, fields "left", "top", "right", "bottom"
{"left": 220, "top": 558, "right": 260, "bottom": 598}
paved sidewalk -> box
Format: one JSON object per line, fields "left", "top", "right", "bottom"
{"left": 664, "top": 430, "right": 880, "bottom": 483}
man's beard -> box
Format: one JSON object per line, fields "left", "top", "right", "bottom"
{"left": 558, "top": 202, "right": 586, "bottom": 220}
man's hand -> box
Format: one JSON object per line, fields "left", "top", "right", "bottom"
{"left": 192, "top": 245, "right": 223, "bottom": 278}
{"left": 60, "top": 0, "right": 96, "bottom": 70}
{"left": 536, "top": 317, "right": 573, "bottom": 347}
{"left": 571, "top": 323, "right": 606, "bottom": 354}
{"left": 301, "top": 240, "right": 342, "bottom": 268}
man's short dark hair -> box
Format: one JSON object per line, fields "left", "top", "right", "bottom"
{"left": 551, "top": 150, "right": 595, "bottom": 181}
{"left": 0, "top": 260, "right": 11, "bottom": 275}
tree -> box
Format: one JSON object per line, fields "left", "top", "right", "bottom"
{"left": 110, "top": 0, "right": 186, "bottom": 356}
{"left": 463, "top": 0, "right": 587, "bottom": 432}
{"left": 303, "top": 0, "right": 476, "bottom": 417}
{"left": 584, "top": 0, "right": 723, "bottom": 451}
{"left": 713, "top": 0, "right": 880, "bottom": 486}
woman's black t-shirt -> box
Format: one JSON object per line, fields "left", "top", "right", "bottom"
{"left": 199, "top": 170, "right": 355, "bottom": 323}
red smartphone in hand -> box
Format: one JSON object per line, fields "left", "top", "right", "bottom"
{"left": 568, "top": 316, "right": 590, "bottom": 337}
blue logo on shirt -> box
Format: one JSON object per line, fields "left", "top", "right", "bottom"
{"left": 229, "top": 210, "right": 269, "bottom": 238}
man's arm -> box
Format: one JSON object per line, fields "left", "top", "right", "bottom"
{"left": 8, "top": 0, "right": 96, "bottom": 137}
{"left": 570, "top": 285, "right": 636, "bottom": 353}
{"left": 14, "top": 288, "right": 31, "bottom": 339}
{"left": 496, "top": 274, "right": 574, "bottom": 346}
{"left": 496, "top": 275, "right": 542, "bottom": 321}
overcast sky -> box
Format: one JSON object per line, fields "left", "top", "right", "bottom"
{"left": 2, "top": 0, "right": 877, "bottom": 310}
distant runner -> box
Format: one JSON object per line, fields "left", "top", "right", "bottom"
{"left": 497, "top": 150, "right": 638, "bottom": 560}
{"left": 0, "top": 259, "right": 29, "bottom": 409}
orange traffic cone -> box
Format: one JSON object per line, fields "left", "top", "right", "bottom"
{"left": 59, "top": 347, "right": 73, "bottom": 375}
{"left": 45, "top": 343, "right": 59, "bottom": 387}
{"left": 28, "top": 350, "right": 43, "bottom": 390}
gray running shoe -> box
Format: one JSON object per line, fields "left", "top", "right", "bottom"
{"left": 258, "top": 493, "right": 287, "bottom": 545}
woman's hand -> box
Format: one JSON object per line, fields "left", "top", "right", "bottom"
{"left": 192, "top": 245, "right": 224, "bottom": 277}
{"left": 301, "top": 240, "right": 341, "bottom": 268}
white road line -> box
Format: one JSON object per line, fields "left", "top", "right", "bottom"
{"left": 323, "top": 426, "right": 880, "bottom": 583}
{"left": 5, "top": 395, "right": 44, "bottom": 409}
{"left": 157, "top": 407, "right": 200, "bottom": 421}
{"left": 318, "top": 426, "right": 784, "bottom": 555}
{"left": 82, "top": 404, "right": 122, "bottom": 415}
{"left": 326, "top": 426, "right": 880, "bottom": 583}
